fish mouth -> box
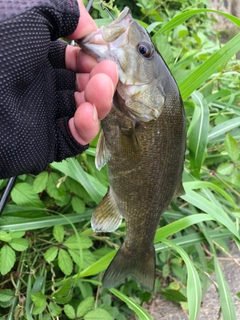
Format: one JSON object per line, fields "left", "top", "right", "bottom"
{"left": 76, "top": 7, "right": 133, "bottom": 60}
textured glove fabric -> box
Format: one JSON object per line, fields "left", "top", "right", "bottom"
{"left": 0, "top": 0, "right": 88, "bottom": 179}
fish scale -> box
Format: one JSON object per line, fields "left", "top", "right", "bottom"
{"left": 77, "top": 7, "right": 186, "bottom": 291}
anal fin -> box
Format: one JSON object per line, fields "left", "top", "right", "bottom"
{"left": 91, "top": 188, "right": 122, "bottom": 232}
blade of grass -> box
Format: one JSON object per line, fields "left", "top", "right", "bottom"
{"left": 154, "top": 213, "right": 213, "bottom": 243}
{"left": 208, "top": 117, "right": 240, "bottom": 142}
{"left": 162, "top": 239, "right": 202, "bottom": 320}
{"left": 198, "top": 223, "right": 237, "bottom": 320}
{"left": 74, "top": 250, "right": 116, "bottom": 278}
{"left": 77, "top": 227, "right": 232, "bottom": 278}
{"left": 153, "top": 9, "right": 240, "bottom": 37}
{"left": 188, "top": 91, "right": 209, "bottom": 176}
{"left": 110, "top": 288, "right": 153, "bottom": 320}
{"left": 155, "top": 228, "right": 232, "bottom": 252}
{"left": 181, "top": 189, "right": 240, "bottom": 239}
{"left": 0, "top": 212, "right": 92, "bottom": 231}
{"left": 183, "top": 181, "right": 236, "bottom": 209}
{"left": 179, "top": 33, "right": 240, "bottom": 99}
{"left": 51, "top": 158, "right": 107, "bottom": 204}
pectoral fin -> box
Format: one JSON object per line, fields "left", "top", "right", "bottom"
{"left": 95, "top": 130, "right": 111, "bottom": 171}
{"left": 91, "top": 188, "right": 122, "bottom": 232}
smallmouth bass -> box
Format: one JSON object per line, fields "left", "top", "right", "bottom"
{"left": 77, "top": 7, "right": 186, "bottom": 292}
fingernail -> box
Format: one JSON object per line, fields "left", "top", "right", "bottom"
{"left": 92, "top": 104, "right": 98, "bottom": 123}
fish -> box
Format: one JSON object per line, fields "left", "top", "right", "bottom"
{"left": 77, "top": 7, "right": 186, "bottom": 292}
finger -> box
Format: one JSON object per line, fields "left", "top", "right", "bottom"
{"left": 69, "top": 102, "right": 100, "bottom": 145}
{"left": 65, "top": 46, "right": 97, "bottom": 73}
{"left": 75, "top": 60, "right": 118, "bottom": 92}
{"left": 66, "top": 0, "right": 97, "bottom": 40}
{"left": 90, "top": 60, "right": 119, "bottom": 88}
{"left": 74, "top": 91, "right": 86, "bottom": 107}
{"left": 85, "top": 73, "right": 115, "bottom": 120}
{"left": 55, "top": 117, "right": 89, "bottom": 161}
{"left": 76, "top": 73, "right": 90, "bottom": 92}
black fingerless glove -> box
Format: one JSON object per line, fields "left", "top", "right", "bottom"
{"left": 0, "top": 0, "right": 88, "bottom": 179}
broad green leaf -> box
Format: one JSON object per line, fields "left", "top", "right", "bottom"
{"left": 0, "top": 289, "right": 14, "bottom": 302}
{"left": 58, "top": 249, "right": 73, "bottom": 275}
{"left": 208, "top": 117, "right": 240, "bottom": 142}
{"left": 110, "top": 289, "right": 153, "bottom": 320}
{"left": 9, "top": 238, "right": 28, "bottom": 251}
{"left": 173, "top": 24, "right": 188, "bottom": 38}
{"left": 82, "top": 250, "right": 96, "bottom": 269}
{"left": 0, "top": 231, "right": 12, "bottom": 242}
{"left": 11, "top": 183, "right": 43, "bottom": 208}
{"left": 71, "top": 196, "right": 85, "bottom": 213}
{"left": 69, "top": 249, "right": 81, "bottom": 266}
{"left": 225, "top": 134, "right": 239, "bottom": 162}
{"left": 52, "top": 279, "right": 71, "bottom": 299}
{"left": 33, "top": 171, "right": 48, "bottom": 193}
{"left": 54, "top": 295, "right": 72, "bottom": 305}
{"left": 76, "top": 296, "right": 94, "bottom": 318}
{"left": 32, "top": 302, "right": 47, "bottom": 315}
{"left": 188, "top": 91, "right": 209, "bottom": 175}
{"left": 46, "top": 172, "right": 64, "bottom": 201}
{"left": 31, "top": 292, "right": 47, "bottom": 307}
{"left": 0, "top": 299, "right": 14, "bottom": 308}
{"left": 84, "top": 308, "right": 114, "bottom": 320}
{"left": 53, "top": 224, "right": 64, "bottom": 243}
{"left": 64, "top": 304, "right": 76, "bottom": 319}
{"left": 64, "top": 235, "right": 92, "bottom": 250}
{"left": 44, "top": 247, "right": 58, "bottom": 262}
{"left": 48, "top": 302, "right": 62, "bottom": 316}
{"left": 217, "top": 163, "right": 234, "bottom": 175}
{"left": 9, "top": 231, "right": 25, "bottom": 239}
{"left": 0, "top": 245, "right": 16, "bottom": 275}
{"left": 68, "top": 249, "right": 96, "bottom": 269}
{"left": 162, "top": 240, "right": 201, "bottom": 320}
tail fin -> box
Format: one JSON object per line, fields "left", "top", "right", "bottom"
{"left": 102, "top": 242, "right": 155, "bottom": 292}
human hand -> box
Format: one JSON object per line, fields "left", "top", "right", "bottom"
{"left": 66, "top": 0, "right": 118, "bottom": 145}
{"left": 0, "top": 0, "right": 118, "bottom": 179}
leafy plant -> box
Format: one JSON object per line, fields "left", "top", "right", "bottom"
{"left": 1, "top": 1, "right": 240, "bottom": 319}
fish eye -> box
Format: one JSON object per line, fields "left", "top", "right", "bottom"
{"left": 137, "top": 41, "right": 153, "bottom": 59}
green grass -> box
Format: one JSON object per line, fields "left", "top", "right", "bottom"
{"left": 0, "top": 2, "right": 240, "bottom": 319}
